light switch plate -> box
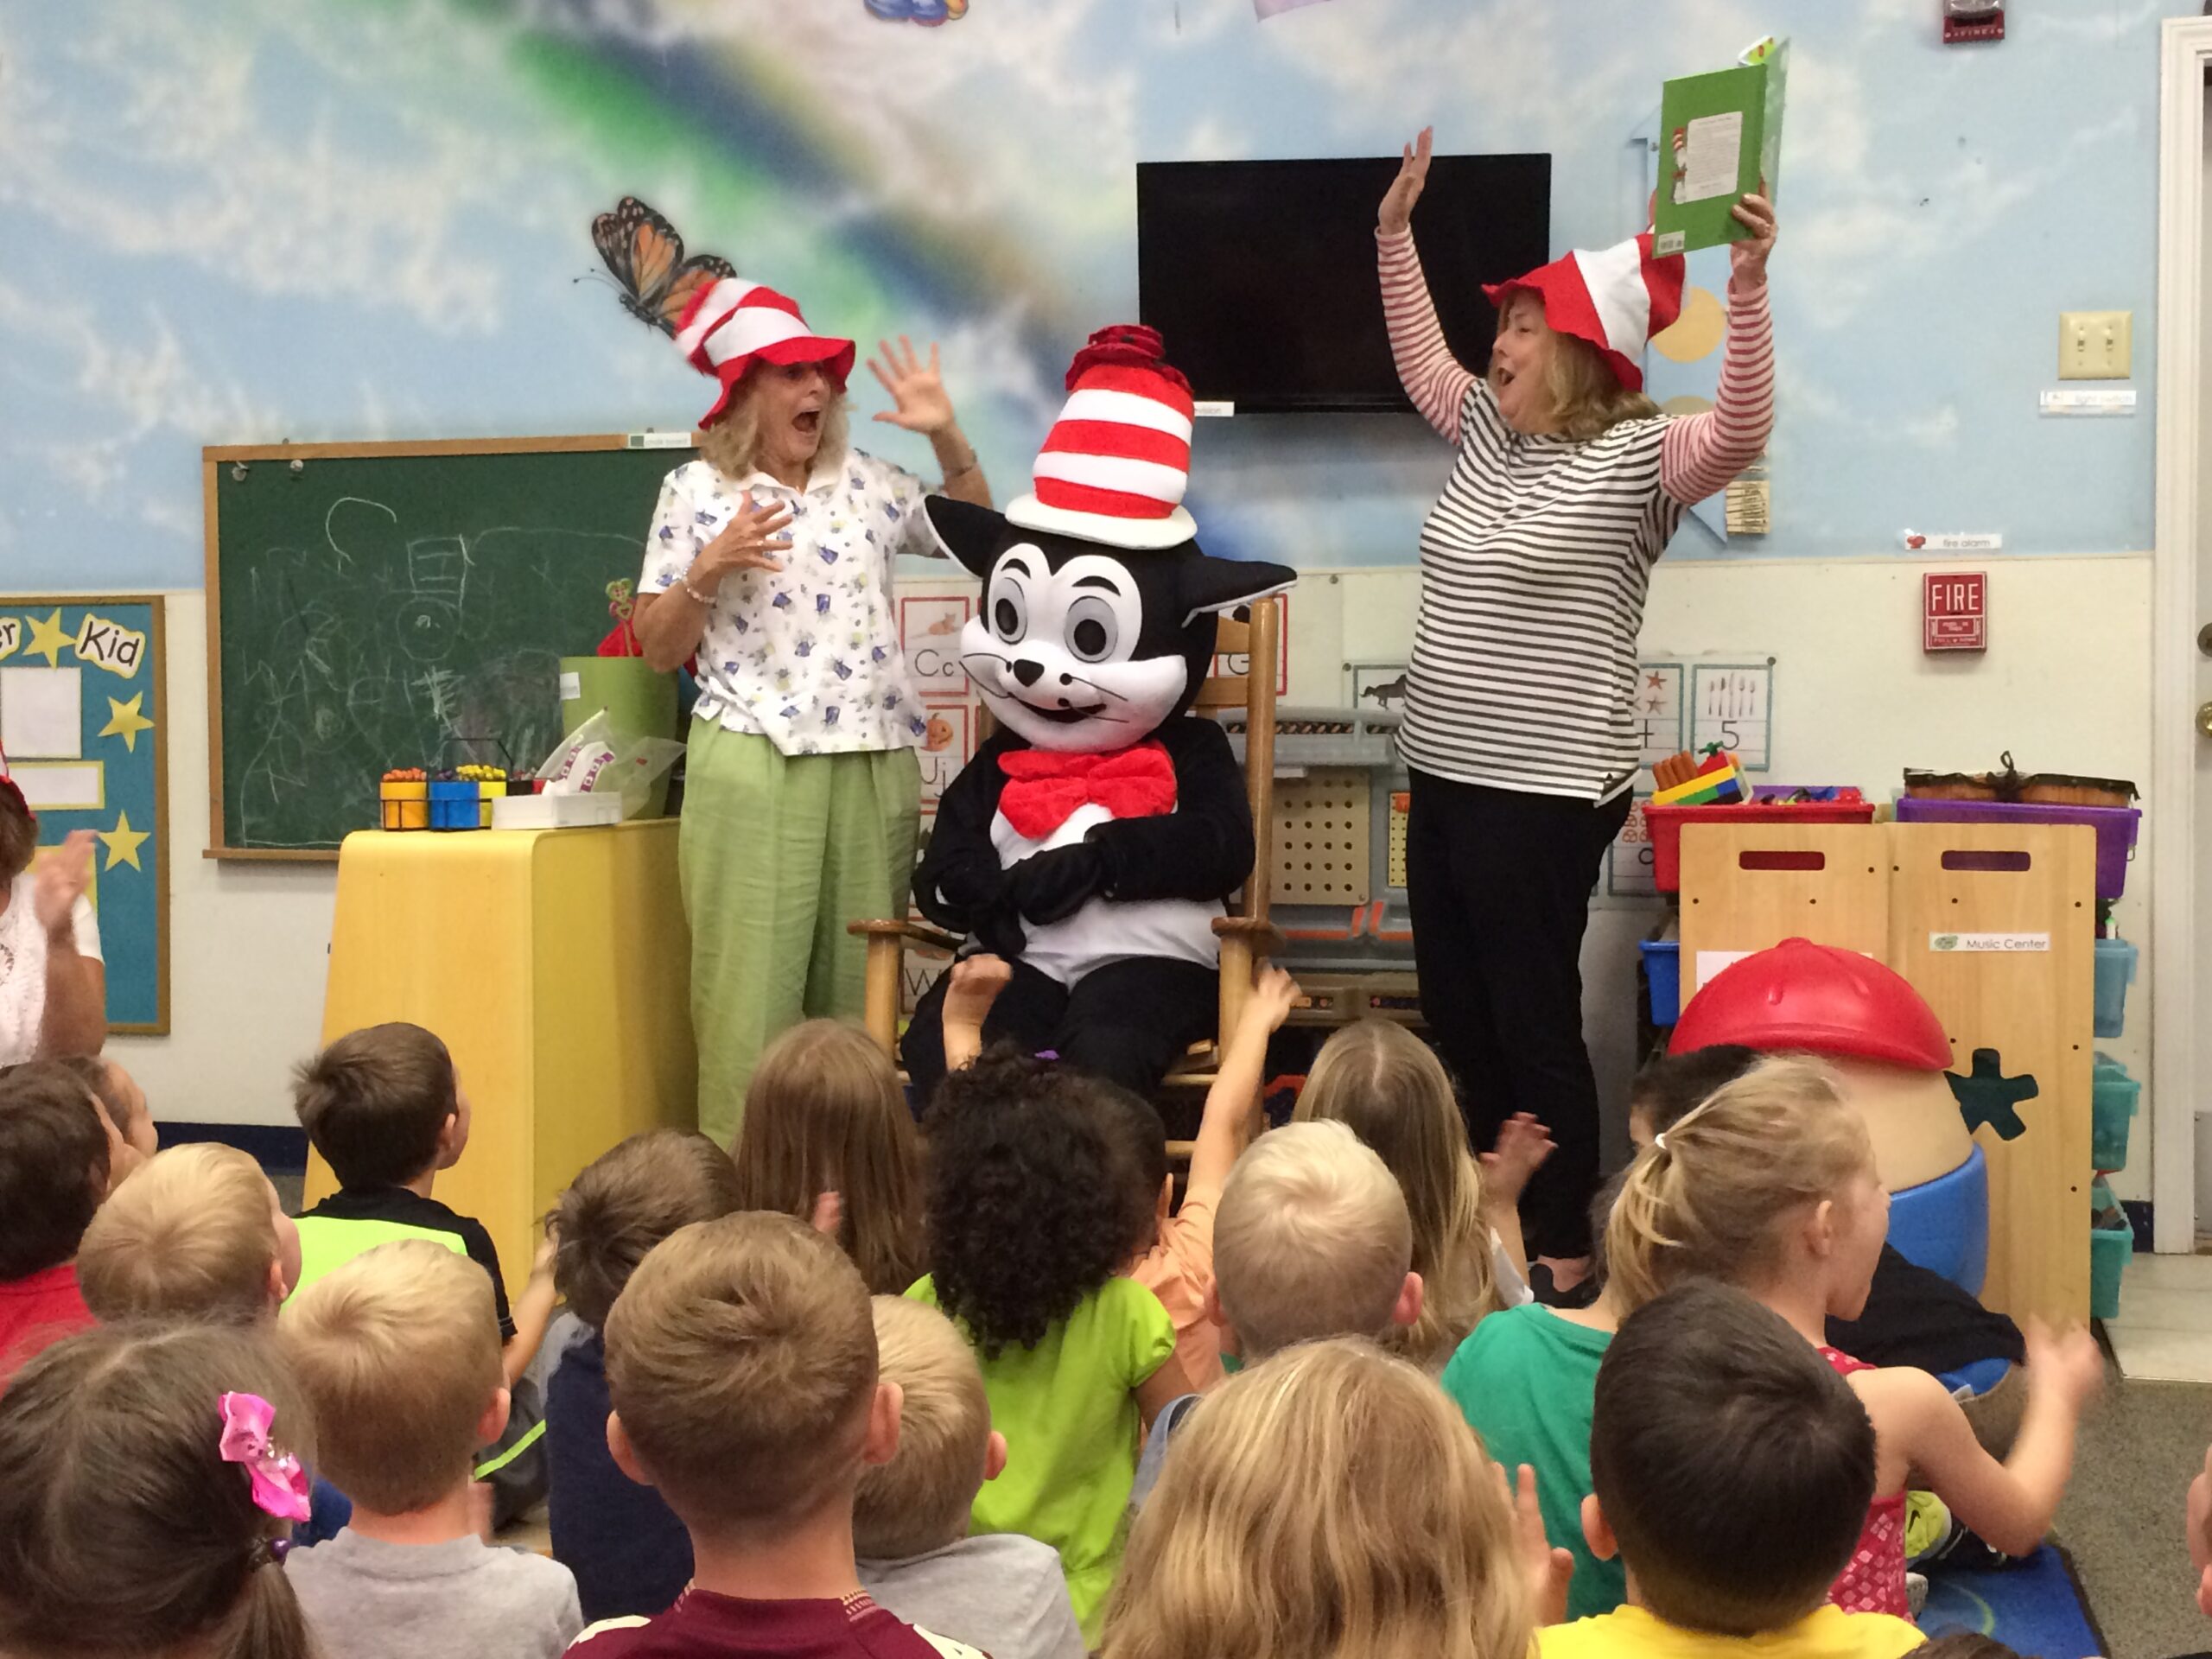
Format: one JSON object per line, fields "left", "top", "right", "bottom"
{"left": 2059, "top": 310, "right": 2133, "bottom": 379}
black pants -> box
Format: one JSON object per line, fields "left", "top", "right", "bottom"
{"left": 1404, "top": 769, "right": 1631, "bottom": 1259}
{"left": 901, "top": 956, "right": 1219, "bottom": 1105}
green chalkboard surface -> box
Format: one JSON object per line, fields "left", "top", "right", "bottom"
{"left": 205, "top": 435, "right": 691, "bottom": 855}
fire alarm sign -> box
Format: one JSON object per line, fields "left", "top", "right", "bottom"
{"left": 1924, "top": 571, "right": 1987, "bottom": 652}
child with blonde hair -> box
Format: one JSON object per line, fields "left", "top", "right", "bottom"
{"left": 1294, "top": 1018, "right": 1539, "bottom": 1368}
{"left": 1101, "top": 1338, "right": 1552, "bottom": 1659}
{"left": 856, "top": 1296, "right": 1084, "bottom": 1659}
{"left": 575, "top": 1211, "right": 981, "bottom": 1659}
{"left": 912, "top": 1048, "right": 1193, "bottom": 1643}
{"left": 281, "top": 1238, "right": 581, "bottom": 1658}
{"left": 734, "top": 1019, "right": 924, "bottom": 1295}
{"left": 77, "top": 1141, "right": 302, "bottom": 1322}
{"left": 0, "top": 1321, "right": 319, "bottom": 1659}
{"left": 1605, "top": 1057, "right": 2103, "bottom": 1620}
{"left": 549, "top": 1130, "right": 742, "bottom": 1622}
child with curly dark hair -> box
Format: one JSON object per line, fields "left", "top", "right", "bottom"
{"left": 909, "top": 1046, "right": 1194, "bottom": 1646}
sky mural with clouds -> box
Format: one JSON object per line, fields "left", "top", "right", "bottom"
{"left": 0, "top": 0, "right": 2178, "bottom": 588}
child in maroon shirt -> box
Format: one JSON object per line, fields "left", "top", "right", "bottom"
{"left": 0, "top": 1061, "right": 115, "bottom": 1383}
{"left": 569, "top": 1211, "right": 982, "bottom": 1659}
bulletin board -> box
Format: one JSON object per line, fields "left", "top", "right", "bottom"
{"left": 0, "top": 597, "right": 169, "bottom": 1033}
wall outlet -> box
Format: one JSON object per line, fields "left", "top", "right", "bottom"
{"left": 2058, "top": 310, "right": 2133, "bottom": 379}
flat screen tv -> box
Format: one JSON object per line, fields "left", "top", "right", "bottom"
{"left": 1136, "top": 154, "right": 1551, "bottom": 414}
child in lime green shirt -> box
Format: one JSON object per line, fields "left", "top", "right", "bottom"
{"left": 908, "top": 1046, "right": 1193, "bottom": 1643}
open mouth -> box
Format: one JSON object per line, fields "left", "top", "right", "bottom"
{"left": 793, "top": 409, "right": 822, "bottom": 437}
{"left": 1496, "top": 367, "right": 1517, "bottom": 391}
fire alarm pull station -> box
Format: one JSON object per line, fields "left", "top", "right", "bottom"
{"left": 1924, "top": 572, "right": 1988, "bottom": 653}
{"left": 1943, "top": 0, "right": 2004, "bottom": 44}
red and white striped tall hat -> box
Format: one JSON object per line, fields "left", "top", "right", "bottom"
{"left": 1007, "top": 324, "right": 1197, "bottom": 550}
{"left": 673, "top": 277, "right": 857, "bottom": 429}
{"left": 1482, "top": 233, "right": 1685, "bottom": 393}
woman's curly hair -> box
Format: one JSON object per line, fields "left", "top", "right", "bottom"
{"left": 924, "top": 1046, "right": 1150, "bottom": 1358}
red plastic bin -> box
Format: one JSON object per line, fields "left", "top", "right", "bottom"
{"left": 1643, "top": 800, "right": 1878, "bottom": 894}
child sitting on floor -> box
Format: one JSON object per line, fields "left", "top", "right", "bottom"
{"left": 76, "top": 1141, "right": 302, "bottom": 1322}
{"left": 1294, "top": 1018, "right": 1541, "bottom": 1368}
{"left": 734, "top": 1020, "right": 924, "bottom": 1295}
{"left": 855, "top": 1296, "right": 1084, "bottom": 1659}
{"left": 0, "top": 1322, "right": 321, "bottom": 1659}
{"left": 574, "top": 1211, "right": 983, "bottom": 1659}
{"left": 1544, "top": 1279, "right": 1923, "bottom": 1658}
{"left": 54, "top": 1052, "right": 158, "bottom": 1180}
{"left": 1102, "top": 1338, "right": 1548, "bottom": 1659}
{"left": 549, "top": 1129, "right": 742, "bottom": 1623}
{"left": 911, "top": 1048, "right": 1193, "bottom": 1643}
{"left": 281, "top": 1239, "right": 581, "bottom": 1659}
{"left": 1606, "top": 1058, "right": 2104, "bottom": 1619}
{"left": 0, "top": 1060, "right": 114, "bottom": 1378}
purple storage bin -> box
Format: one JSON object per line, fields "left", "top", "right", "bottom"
{"left": 1892, "top": 797, "right": 2139, "bottom": 899}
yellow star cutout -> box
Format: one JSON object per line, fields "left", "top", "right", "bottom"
{"left": 99, "top": 692, "right": 156, "bottom": 753}
{"left": 25, "top": 608, "right": 70, "bottom": 668}
{"left": 97, "top": 810, "right": 149, "bottom": 873}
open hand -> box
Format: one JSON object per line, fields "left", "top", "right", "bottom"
{"left": 1728, "top": 190, "right": 1777, "bottom": 288}
{"left": 32, "top": 830, "right": 93, "bottom": 936}
{"left": 1379, "top": 127, "right": 1433, "bottom": 236}
{"left": 2024, "top": 1318, "right": 2104, "bottom": 1413}
{"left": 1240, "top": 965, "right": 1302, "bottom": 1039}
{"left": 868, "top": 336, "right": 956, "bottom": 435}
{"left": 694, "top": 494, "right": 793, "bottom": 590}
{"left": 1499, "top": 1463, "right": 1573, "bottom": 1627}
{"left": 1479, "top": 1112, "right": 1556, "bottom": 1207}
{"left": 944, "top": 952, "right": 1013, "bottom": 1033}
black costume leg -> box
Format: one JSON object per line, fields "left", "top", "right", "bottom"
{"left": 900, "top": 957, "right": 1071, "bottom": 1107}
{"left": 1051, "top": 958, "right": 1220, "bottom": 1096}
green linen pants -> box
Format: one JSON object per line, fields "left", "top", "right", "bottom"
{"left": 678, "top": 722, "right": 920, "bottom": 1147}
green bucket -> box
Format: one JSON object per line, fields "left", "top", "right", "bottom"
{"left": 559, "top": 657, "right": 678, "bottom": 819}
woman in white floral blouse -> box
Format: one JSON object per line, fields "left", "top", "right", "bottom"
{"left": 633, "top": 277, "right": 990, "bottom": 1144}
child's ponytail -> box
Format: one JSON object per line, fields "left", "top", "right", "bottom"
{"left": 222, "top": 1551, "right": 320, "bottom": 1659}
{"left": 1603, "top": 1057, "right": 1875, "bottom": 1314}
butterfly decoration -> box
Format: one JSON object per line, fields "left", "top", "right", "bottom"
{"left": 864, "top": 0, "right": 969, "bottom": 21}
{"left": 589, "top": 196, "right": 735, "bottom": 338}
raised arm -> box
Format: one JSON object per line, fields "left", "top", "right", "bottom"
{"left": 1376, "top": 130, "right": 1477, "bottom": 442}
{"left": 1661, "top": 192, "right": 1777, "bottom": 505}
{"left": 868, "top": 336, "right": 992, "bottom": 509}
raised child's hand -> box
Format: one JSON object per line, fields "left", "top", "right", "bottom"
{"left": 2024, "top": 1318, "right": 2104, "bottom": 1412}
{"left": 531, "top": 1223, "right": 559, "bottom": 1282}
{"left": 1479, "top": 1112, "right": 1556, "bottom": 1208}
{"left": 1498, "top": 1462, "right": 1573, "bottom": 1627}
{"left": 1240, "top": 965, "right": 1301, "bottom": 1038}
{"left": 944, "top": 952, "right": 1013, "bottom": 1032}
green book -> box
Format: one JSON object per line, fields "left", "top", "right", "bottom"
{"left": 1652, "top": 35, "right": 1787, "bottom": 257}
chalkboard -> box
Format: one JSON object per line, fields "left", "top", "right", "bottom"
{"left": 203, "top": 436, "right": 692, "bottom": 856}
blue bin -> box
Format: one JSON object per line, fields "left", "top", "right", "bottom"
{"left": 428, "top": 779, "right": 481, "bottom": 831}
{"left": 1886, "top": 1143, "right": 1989, "bottom": 1298}
{"left": 2094, "top": 938, "right": 2137, "bottom": 1039}
{"left": 1640, "top": 940, "right": 1681, "bottom": 1027}
{"left": 2091, "top": 1054, "right": 2139, "bottom": 1173}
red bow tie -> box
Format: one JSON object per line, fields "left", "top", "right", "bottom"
{"left": 998, "top": 741, "right": 1177, "bottom": 839}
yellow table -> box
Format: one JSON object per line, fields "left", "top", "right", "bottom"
{"left": 306, "top": 821, "right": 695, "bottom": 1299}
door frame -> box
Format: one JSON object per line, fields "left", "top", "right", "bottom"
{"left": 2150, "top": 17, "right": 2212, "bottom": 1252}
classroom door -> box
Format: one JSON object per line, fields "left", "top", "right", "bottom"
{"left": 2194, "top": 75, "right": 2212, "bottom": 1235}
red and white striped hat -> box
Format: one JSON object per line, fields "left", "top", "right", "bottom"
{"left": 1007, "top": 324, "right": 1198, "bottom": 550}
{"left": 1482, "top": 233, "right": 1685, "bottom": 393}
{"left": 673, "top": 277, "right": 857, "bottom": 429}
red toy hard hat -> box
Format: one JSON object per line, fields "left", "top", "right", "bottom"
{"left": 1670, "top": 937, "right": 1952, "bottom": 1071}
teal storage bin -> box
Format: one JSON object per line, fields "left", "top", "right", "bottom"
{"left": 2093, "top": 938, "right": 2137, "bottom": 1039}
{"left": 2090, "top": 1217, "right": 2133, "bottom": 1321}
{"left": 2091, "top": 1054, "right": 2139, "bottom": 1173}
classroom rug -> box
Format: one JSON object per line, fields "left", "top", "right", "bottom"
{"left": 1919, "top": 1545, "right": 2108, "bottom": 1659}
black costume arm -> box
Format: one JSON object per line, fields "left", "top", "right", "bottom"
{"left": 912, "top": 739, "right": 1011, "bottom": 934}
{"left": 1087, "top": 718, "right": 1255, "bottom": 903}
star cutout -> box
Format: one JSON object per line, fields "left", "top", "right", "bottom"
{"left": 97, "top": 810, "right": 149, "bottom": 874}
{"left": 1947, "top": 1047, "right": 2039, "bottom": 1141}
{"left": 25, "top": 608, "right": 70, "bottom": 668}
{"left": 99, "top": 692, "right": 156, "bottom": 753}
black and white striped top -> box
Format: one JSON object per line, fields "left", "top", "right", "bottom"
{"left": 1399, "top": 386, "right": 1678, "bottom": 801}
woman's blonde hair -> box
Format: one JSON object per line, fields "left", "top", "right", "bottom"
{"left": 1502, "top": 290, "right": 1662, "bottom": 441}
{"left": 1101, "top": 1338, "right": 1531, "bottom": 1659}
{"left": 1605, "top": 1056, "right": 1875, "bottom": 1314}
{"left": 1294, "top": 1020, "right": 1497, "bottom": 1367}
{"left": 696, "top": 361, "right": 851, "bottom": 480}
{"left": 735, "top": 1020, "right": 924, "bottom": 1296}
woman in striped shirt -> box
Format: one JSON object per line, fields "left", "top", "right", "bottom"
{"left": 1376, "top": 127, "right": 1777, "bottom": 1294}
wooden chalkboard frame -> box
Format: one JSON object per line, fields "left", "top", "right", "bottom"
{"left": 200, "top": 433, "right": 693, "bottom": 862}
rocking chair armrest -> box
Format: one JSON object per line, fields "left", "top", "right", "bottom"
{"left": 1211, "top": 915, "right": 1286, "bottom": 957}
{"left": 847, "top": 918, "right": 964, "bottom": 954}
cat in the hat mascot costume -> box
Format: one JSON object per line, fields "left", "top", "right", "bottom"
{"left": 899, "top": 326, "right": 1294, "bottom": 1096}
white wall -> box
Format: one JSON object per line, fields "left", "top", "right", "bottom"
{"left": 116, "top": 562, "right": 2157, "bottom": 1183}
